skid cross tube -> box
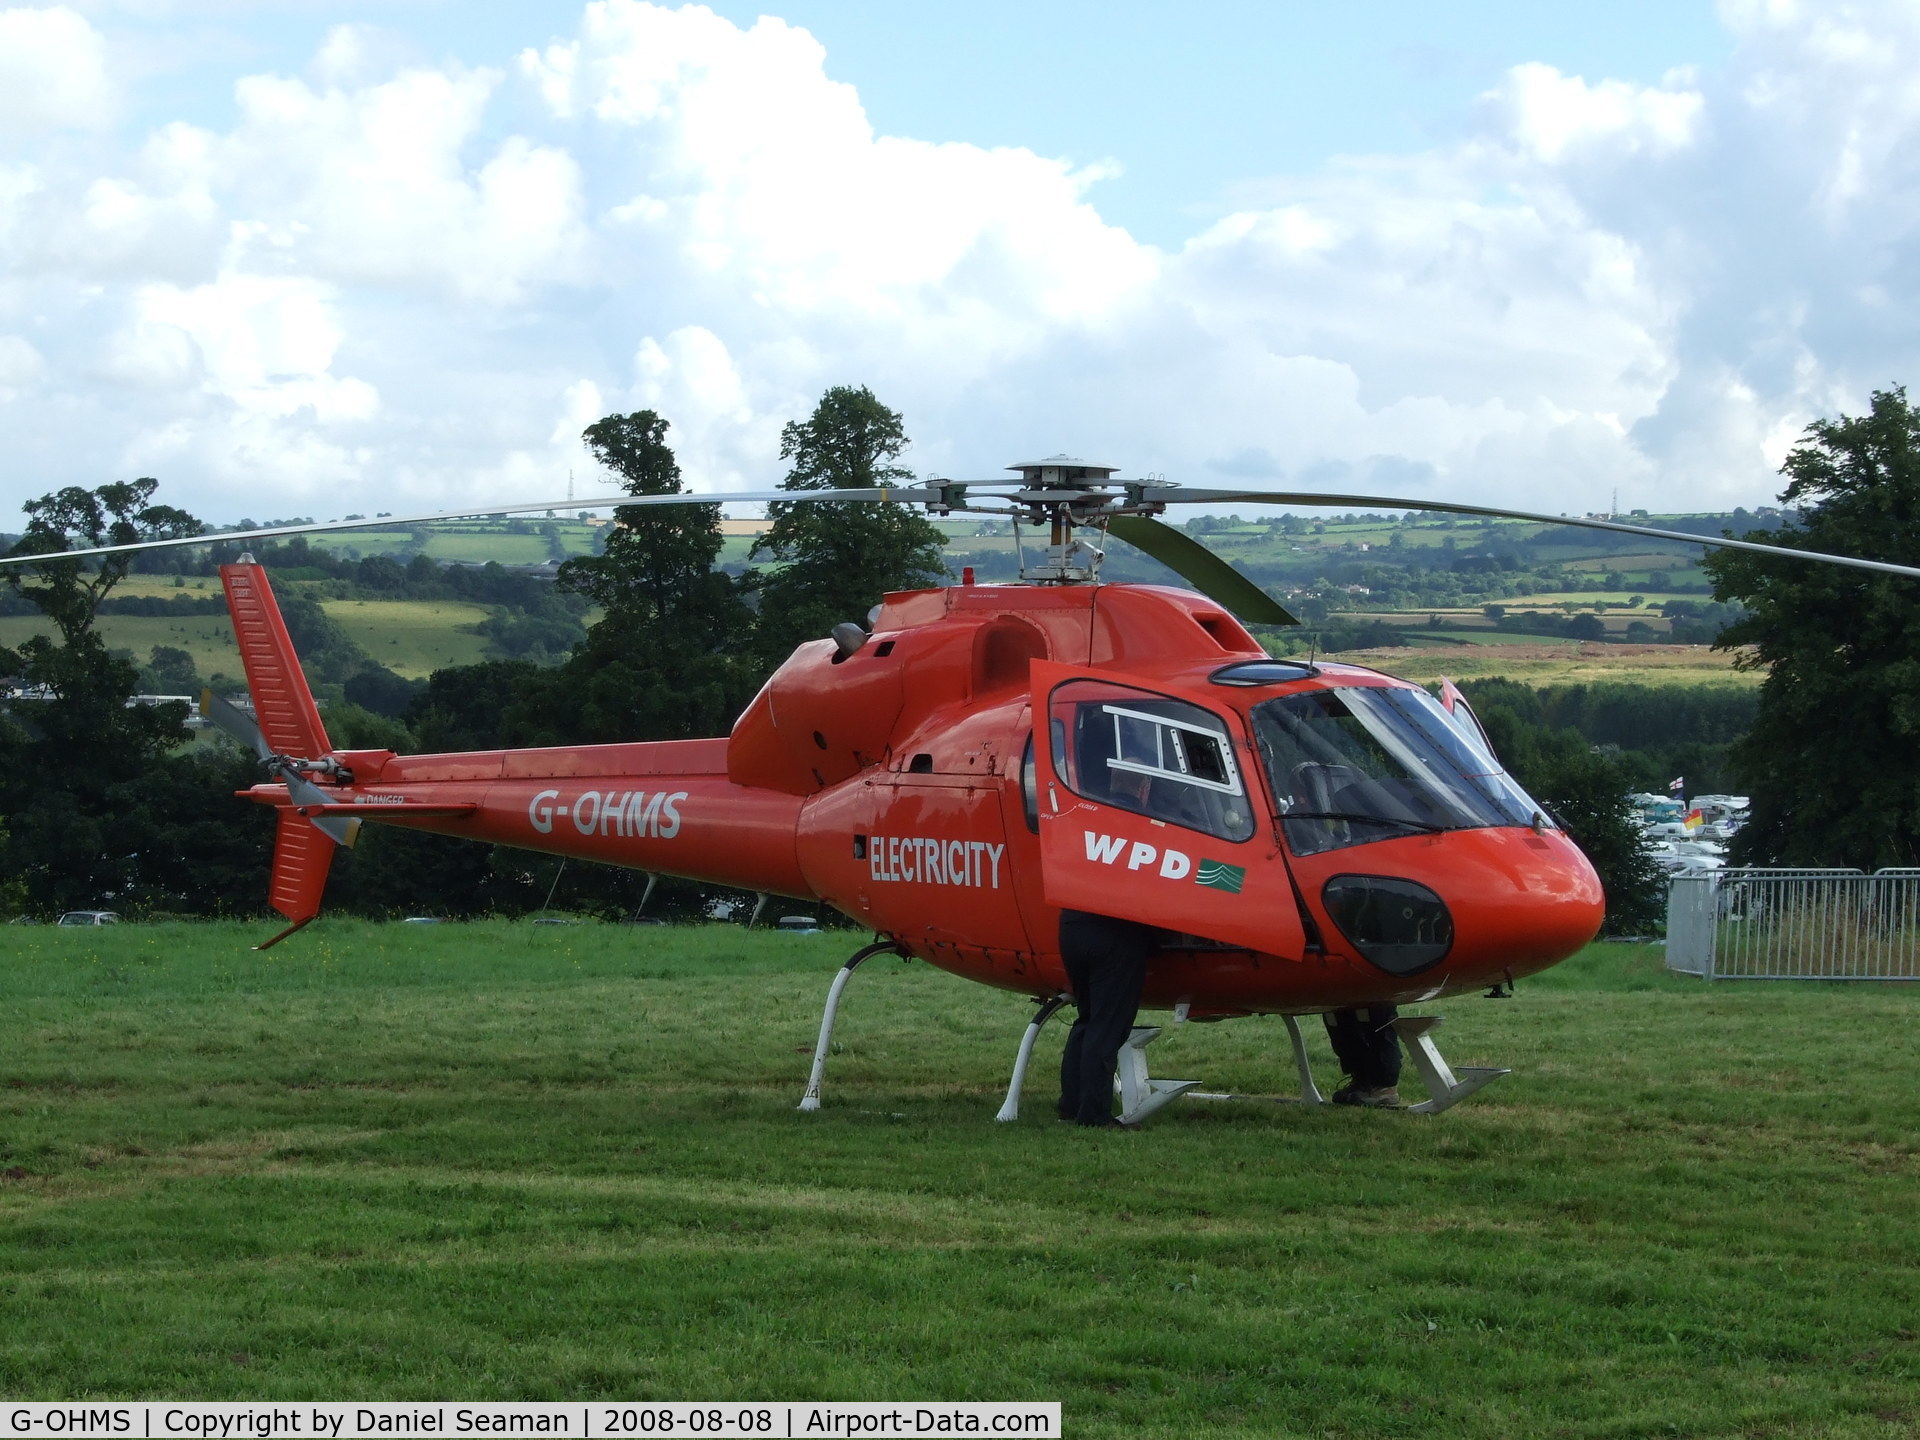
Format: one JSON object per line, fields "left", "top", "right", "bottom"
{"left": 1282, "top": 1014, "right": 1329, "bottom": 1104}
{"left": 797, "top": 940, "right": 906, "bottom": 1112}
{"left": 994, "top": 994, "right": 1070, "bottom": 1122}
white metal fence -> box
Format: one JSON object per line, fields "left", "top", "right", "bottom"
{"left": 1665, "top": 868, "right": 1920, "bottom": 979}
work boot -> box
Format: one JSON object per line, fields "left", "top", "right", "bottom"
{"left": 1331, "top": 1083, "right": 1402, "bottom": 1109}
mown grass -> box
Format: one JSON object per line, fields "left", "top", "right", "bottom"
{"left": 319, "top": 599, "right": 495, "bottom": 677}
{"left": 2, "top": 922, "right": 1917, "bottom": 1435}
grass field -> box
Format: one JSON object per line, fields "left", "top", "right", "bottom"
{"left": 1333, "top": 641, "right": 1763, "bottom": 688}
{"left": 0, "top": 615, "right": 240, "bottom": 680}
{"left": 320, "top": 599, "right": 495, "bottom": 677}
{"left": 303, "top": 526, "right": 603, "bottom": 565}
{"left": 0, "top": 599, "right": 495, "bottom": 682}
{"left": 3, "top": 923, "right": 1916, "bottom": 1435}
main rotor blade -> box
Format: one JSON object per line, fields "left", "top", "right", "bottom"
{"left": 17, "top": 468, "right": 1913, "bottom": 584}
{"left": 1151, "top": 487, "right": 1920, "bottom": 582}
{"left": 1106, "top": 514, "right": 1299, "bottom": 626}
{"left": 202, "top": 688, "right": 271, "bottom": 762}
{"left": 0, "top": 487, "right": 910, "bottom": 568}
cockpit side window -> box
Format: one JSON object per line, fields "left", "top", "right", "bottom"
{"left": 1048, "top": 680, "right": 1255, "bottom": 843}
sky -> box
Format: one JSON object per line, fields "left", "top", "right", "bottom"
{"left": 0, "top": 0, "right": 1913, "bottom": 526}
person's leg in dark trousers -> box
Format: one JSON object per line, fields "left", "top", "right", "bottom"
{"left": 1323, "top": 1005, "right": 1402, "bottom": 1098}
{"left": 1057, "top": 910, "right": 1152, "bottom": 1125}
{"left": 1058, "top": 942, "right": 1093, "bottom": 1120}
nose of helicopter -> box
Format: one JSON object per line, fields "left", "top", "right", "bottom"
{"left": 1434, "top": 827, "right": 1607, "bottom": 984}
{"left": 1288, "top": 825, "right": 1608, "bottom": 997}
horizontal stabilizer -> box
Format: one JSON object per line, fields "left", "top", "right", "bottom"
{"left": 298, "top": 802, "right": 477, "bottom": 819}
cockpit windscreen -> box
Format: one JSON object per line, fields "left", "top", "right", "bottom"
{"left": 1251, "top": 685, "right": 1544, "bottom": 855}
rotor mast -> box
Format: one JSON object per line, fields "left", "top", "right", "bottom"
{"left": 1006, "top": 455, "right": 1128, "bottom": 584}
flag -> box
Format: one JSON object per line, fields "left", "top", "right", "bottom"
{"left": 1668, "top": 777, "right": 1685, "bottom": 793}
{"left": 1684, "top": 809, "right": 1704, "bottom": 830}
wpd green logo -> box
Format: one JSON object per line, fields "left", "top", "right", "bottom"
{"left": 1196, "top": 859, "right": 1245, "bottom": 894}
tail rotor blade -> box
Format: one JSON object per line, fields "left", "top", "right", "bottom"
{"left": 1106, "top": 514, "right": 1299, "bottom": 626}
{"left": 282, "top": 768, "right": 359, "bottom": 847}
{"left": 205, "top": 686, "right": 355, "bottom": 845}
{"left": 203, "top": 688, "right": 271, "bottom": 762}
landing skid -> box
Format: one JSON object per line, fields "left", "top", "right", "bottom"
{"left": 990, "top": 1008, "right": 1204, "bottom": 1125}
{"left": 1182, "top": 1013, "right": 1511, "bottom": 1117}
{"left": 830, "top": 983, "right": 1510, "bottom": 1121}
{"left": 796, "top": 940, "right": 905, "bottom": 1112}
{"left": 1281, "top": 1014, "right": 1325, "bottom": 1104}
{"left": 1114, "top": 1026, "right": 1203, "bottom": 1124}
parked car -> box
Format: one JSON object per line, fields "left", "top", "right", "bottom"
{"left": 56, "top": 910, "right": 120, "bottom": 926}
{"left": 1651, "top": 842, "right": 1726, "bottom": 876}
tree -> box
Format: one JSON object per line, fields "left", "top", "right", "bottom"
{"left": 142, "top": 645, "right": 202, "bottom": 695}
{"left": 749, "top": 386, "right": 947, "bottom": 662}
{"left": 0, "top": 480, "right": 276, "bottom": 915}
{"left": 406, "top": 660, "right": 546, "bottom": 753}
{"left": 1706, "top": 386, "right": 1920, "bottom": 868}
{"left": 514, "top": 410, "right": 760, "bottom": 745}
{"left": 5, "top": 480, "right": 201, "bottom": 646}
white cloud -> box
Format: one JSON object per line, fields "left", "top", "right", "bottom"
{"left": 212, "top": 65, "right": 588, "bottom": 303}
{"left": 1491, "top": 63, "right": 1704, "bottom": 164}
{"left": 0, "top": 6, "right": 111, "bottom": 140}
{"left": 127, "top": 273, "right": 377, "bottom": 422}
{"left": 527, "top": 1, "right": 1153, "bottom": 328}
{"left": 6, "top": 1, "right": 1920, "bottom": 527}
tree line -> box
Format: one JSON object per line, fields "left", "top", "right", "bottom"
{"left": 5, "top": 384, "right": 1915, "bottom": 926}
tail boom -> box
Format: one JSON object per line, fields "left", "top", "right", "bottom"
{"left": 244, "top": 760, "right": 814, "bottom": 900}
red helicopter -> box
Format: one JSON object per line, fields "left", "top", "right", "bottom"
{"left": 14, "top": 458, "right": 1918, "bottom": 1121}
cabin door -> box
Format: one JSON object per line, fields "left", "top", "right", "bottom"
{"left": 1028, "top": 661, "right": 1305, "bottom": 958}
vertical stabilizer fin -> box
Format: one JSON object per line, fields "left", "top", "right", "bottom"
{"left": 220, "top": 559, "right": 331, "bottom": 759}
{"left": 221, "top": 558, "right": 339, "bottom": 948}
